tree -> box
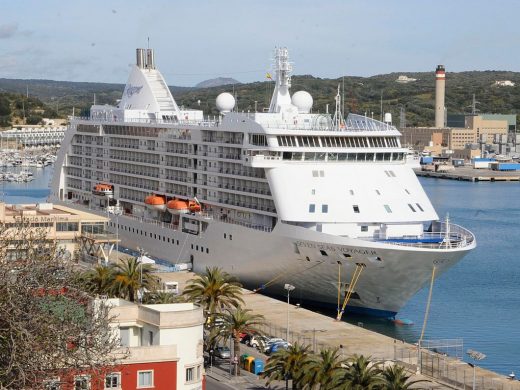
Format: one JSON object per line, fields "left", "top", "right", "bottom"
{"left": 143, "top": 291, "right": 186, "bottom": 304}
{"left": 380, "top": 364, "right": 427, "bottom": 390}
{"left": 0, "top": 221, "right": 125, "bottom": 389}
{"left": 214, "top": 307, "right": 264, "bottom": 375}
{"left": 183, "top": 266, "right": 244, "bottom": 324}
{"left": 263, "top": 343, "right": 312, "bottom": 389}
{"left": 303, "top": 347, "right": 347, "bottom": 390}
{"left": 81, "top": 265, "right": 115, "bottom": 296}
{"left": 338, "top": 354, "right": 382, "bottom": 390}
{"left": 112, "top": 257, "right": 159, "bottom": 302}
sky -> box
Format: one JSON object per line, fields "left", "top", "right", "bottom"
{"left": 1, "top": 0, "right": 519, "bottom": 87}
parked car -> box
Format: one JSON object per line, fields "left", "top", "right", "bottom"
{"left": 268, "top": 341, "right": 290, "bottom": 355}
{"left": 213, "top": 346, "right": 231, "bottom": 359}
{"left": 263, "top": 338, "right": 286, "bottom": 353}
{"left": 249, "top": 335, "right": 270, "bottom": 350}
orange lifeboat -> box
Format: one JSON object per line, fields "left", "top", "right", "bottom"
{"left": 93, "top": 183, "right": 113, "bottom": 197}
{"left": 166, "top": 199, "right": 189, "bottom": 215}
{"left": 144, "top": 195, "right": 167, "bottom": 211}
{"left": 166, "top": 198, "right": 201, "bottom": 214}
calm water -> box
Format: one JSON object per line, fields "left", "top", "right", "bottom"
{"left": 3, "top": 169, "right": 519, "bottom": 374}
{"left": 344, "top": 178, "right": 520, "bottom": 375}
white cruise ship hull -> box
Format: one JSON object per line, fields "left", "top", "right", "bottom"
{"left": 107, "top": 212, "right": 474, "bottom": 317}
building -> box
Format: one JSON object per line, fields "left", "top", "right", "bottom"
{"left": 0, "top": 202, "right": 112, "bottom": 262}
{"left": 43, "top": 299, "right": 205, "bottom": 390}
{"left": 0, "top": 126, "right": 66, "bottom": 148}
{"left": 395, "top": 75, "right": 417, "bottom": 83}
{"left": 494, "top": 80, "right": 515, "bottom": 87}
{"left": 402, "top": 114, "right": 516, "bottom": 158}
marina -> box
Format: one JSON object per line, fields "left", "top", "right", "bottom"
{"left": 415, "top": 167, "right": 520, "bottom": 182}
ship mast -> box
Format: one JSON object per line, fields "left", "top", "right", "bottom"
{"left": 332, "top": 84, "right": 345, "bottom": 130}
{"left": 268, "top": 47, "right": 293, "bottom": 113}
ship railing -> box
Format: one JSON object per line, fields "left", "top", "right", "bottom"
{"left": 366, "top": 222, "right": 475, "bottom": 249}
{"left": 216, "top": 215, "right": 273, "bottom": 233}
{"left": 75, "top": 116, "right": 220, "bottom": 127}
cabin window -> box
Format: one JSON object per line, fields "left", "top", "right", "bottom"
{"left": 309, "top": 204, "right": 316, "bottom": 213}
{"left": 375, "top": 189, "right": 381, "bottom": 195}
{"left": 353, "top": 205, "right": 360, "bottom": 213}
{"left": 322, "top": 204, "right": 328, "bottom": 213}
{"left": 416, "top": 203, "right": 424, "bottom": 212}
{"left": 360, "top": 225, "right": 368, "bottom": 232}
{"left": 320, "top": 250, "right": 328, "bottom": 256}
{"left": 384, "top": 204, "right": 392, "bottom": 213}
{"left": 408, "top": 204, "right": 416, "bottom": 212}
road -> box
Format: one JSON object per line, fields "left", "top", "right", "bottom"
{"left": 205, "top": 376, "right": 236, "bottom": 390}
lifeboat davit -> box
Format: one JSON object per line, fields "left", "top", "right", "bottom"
{"left": 93, "top": 183, "right": 113, "bottom": 198}
{"left": 145, "top": 195, "right": 166, "bottom": 211}
{"left": 166, "top": 198, "right": 201, "bottom": 214}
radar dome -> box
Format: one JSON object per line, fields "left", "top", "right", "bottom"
{"left": 291, "top": 91, "right": 313, "bottom": 113}
{"left": 216, "top": 92, "right": 235, "bottom": 113}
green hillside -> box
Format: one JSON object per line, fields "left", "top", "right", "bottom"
{"left": 2, "top": 70, "right": 520, "bottom": 127}
{"left": 0, "top": 93, "right": 57, "bottom": 128}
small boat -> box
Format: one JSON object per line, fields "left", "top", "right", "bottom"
{"left": 166, "top": 198, "right": 201, "bottom": 214}
{"left": 145, "top": 195, "right": 167, "bottom": 211}
{"left": 93, "top": 183, "right": 114, "bottom": 197}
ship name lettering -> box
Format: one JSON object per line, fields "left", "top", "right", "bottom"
{"left": 295, "top": 241, "right": 376, "bottom": 256}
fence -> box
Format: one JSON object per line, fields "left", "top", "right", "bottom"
{"left": 254, "top": 322, "right": 520, "bottom": 390}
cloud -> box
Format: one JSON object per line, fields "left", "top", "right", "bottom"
{"left": 0, "top": 23, "right": 18, "bottom": 39}
{"left": 0, "top": 23, "right": 33, "bottom": 39}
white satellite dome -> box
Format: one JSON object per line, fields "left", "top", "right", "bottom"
{"left": 291, "top": 91, "right": 313, "bottom": 113}
{"left": 216, "top": 92, "right": 235, "bottom": 113}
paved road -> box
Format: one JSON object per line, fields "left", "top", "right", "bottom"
{"left": 206, "top": 376, "right": 236, "bottom": 390}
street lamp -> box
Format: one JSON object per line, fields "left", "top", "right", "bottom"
{"left": 284, "top": 284, "right": 295, "bottom": 341}
{"left": 107, "top": 202, "right": 122, "bottom": 265}
{"left": 137, "top": 247, "right": 147, "bottom": 304}
{"left": 466, "top": 349, "right": 486, "bottom": 390}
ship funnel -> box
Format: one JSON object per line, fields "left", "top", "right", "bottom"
{"left": 146, "top": 49, "right": 155, "bottom": 69}
{"left": 136, "top": 48, "right": 145, "bottom": 68}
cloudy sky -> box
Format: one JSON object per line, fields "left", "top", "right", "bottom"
{"left": 1, "top": 0, "right": 518, "bottom": 86}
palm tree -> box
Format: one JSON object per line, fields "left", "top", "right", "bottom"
{"left": 263, "top": 343, "right": 312, "bottom": 389}
{"left": 338, "top": 354, "right": 382, "bottom": 390}
{"left": 380, "top": 364, "right": 427, "bottom": 390}
{"left": 183, "top": 266, "right": 243, "bottom": 323}
{"left": 303, "top": 347, "right": 347, "bottom": 390}
{"left": 112, "top": 257, "right": 159, "bottom": 302}
{"left": 143, "top": 291, "right": 185, "bottom": 304}
{"left": 82, "top": 265, "right": 115, "bottom": 296}
{"left": 215, "top": 307, "right": 264, "bottom": 375}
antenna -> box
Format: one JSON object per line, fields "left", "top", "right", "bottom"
{"left": 332, "top": 84, "right": 345, "bottom": 130}
{"left": 147, "top": 37, "right": 150, "bottom": 49}
{"left": 93, "top": 93, "right": 96, "bottom": 105}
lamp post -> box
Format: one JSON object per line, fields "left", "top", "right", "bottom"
{"left": 137, "top": 247, "right": 147, "bottom": 304}
{"left": 466, "top": 349, "right": 486, "bottom": 390}
{"left": 107, "top": 202, "right": 122, "bottom": 265}
{"left": 284, "top": 284, "right": 295, "bottom": 341}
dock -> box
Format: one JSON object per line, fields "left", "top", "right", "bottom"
{"left": 415, "top": 167, "right": 520, "bottom": 182}
{"left": 159, "top": 271, "right": 520, "bottom": 390}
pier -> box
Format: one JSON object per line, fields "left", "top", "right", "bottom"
{"left": 415, "top": 167, "right": 520, "bottom": 182}
{"left": 157, "top": 270, "right": 520, "bottom": 390}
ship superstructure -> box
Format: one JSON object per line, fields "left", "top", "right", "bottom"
{"left": 51, "top": 48, "right": 475, "bottom": 317}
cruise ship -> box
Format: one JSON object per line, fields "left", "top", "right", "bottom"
{"left": 50, "top": 47, "right": 476, "bottom": 317}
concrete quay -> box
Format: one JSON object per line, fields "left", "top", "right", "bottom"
{"left": 415, "top": 167, "right": 520, "bottom": 182}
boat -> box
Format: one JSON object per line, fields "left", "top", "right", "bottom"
{"left": 92, "top": 183, "right": 114, "bottom": 198}
{"left": 50, "top": 47, "right": 476, "bottom": 317}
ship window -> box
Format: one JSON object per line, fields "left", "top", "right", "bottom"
{"left": 322, "top": 204, "right": 328, "bottom": 213}
{"left": 353, "top": 205, "right": 360, "bottom": 213}
{"left": 191, "top": 244, "right": 194, "bottom": 249}
{"left": 224, "top": 233, "right": 226, "bottom": 239}
{"left": 206, "top": 248, "right": 209, "bottom": 254}
{"left": 349, "top": 190, "right": 354, "bottom": 195}
{"left": 201, "top": 246, "right": 204, "bottom": 252}
{"left": 375, "top": 189, "right": 381, "bottom": 195}
{"left": 229, "top": 234, "right": 232, "bottom": 240}
{"left": 389, "top": 170, "right": 396, "bottom": 177}
{"left": 416, "top": 203, "right": 424, "bottom": 212}
{"left": 319, "top": 170, "right": 324, "bottom": 177}
{"left": 309, "top": 204, "right": 316, "bottom": 213}
{"left": 343, "top": 253, "right": 352, "bottom": 258}
{"left": 408, "top": 204, "right": 416, "bottom": 212}
{"left": 405, "top": 189, "right": 410, "bottom": 194}
{"left": 312, "top": 170, "right": 319, "bottom": 177}
{"left": 320, "top": 250, "right": 328, "bottom": 256}
{"left": 177, "top": 240, "right": 180, "bottom": 245}
{"left": 196, "top": 245, "right": 199, "bottom": 250}
{"left": 361, "top": 225, "right": 368, "bottom": 232}
{"left": 384, "top": 204, "right": 392, "bottom": 213}
{"left": 311, "top": 189, "right": 316, "bottom": 195}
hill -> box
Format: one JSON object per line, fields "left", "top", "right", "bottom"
{"left": 0, "top": 92, "right": 57, "bottom": 128}
{"left": 2, "top": 70, "right": 520, "bottom": 127}
{"left": 195, "top": 77, "right": 240, "bottom": 88}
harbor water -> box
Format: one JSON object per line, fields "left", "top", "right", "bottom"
{"left": 3, "top": 169, "right": 519, "bottom": 374}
